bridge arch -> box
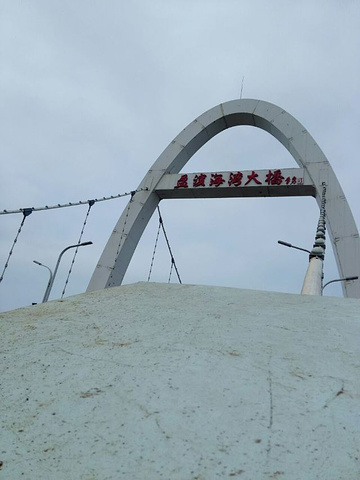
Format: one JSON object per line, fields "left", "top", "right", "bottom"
{"left": 87, "top": 99, "right": 360, "bottom": 298}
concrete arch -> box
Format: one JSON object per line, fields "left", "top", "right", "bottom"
{"left": 87, "top": 99, "right": 360, "bottom": 298}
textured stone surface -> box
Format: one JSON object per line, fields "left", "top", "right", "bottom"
{"left": 1, "top": 282, "right": 359, "bottom": 479}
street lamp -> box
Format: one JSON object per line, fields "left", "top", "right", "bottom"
{"left": 33, "top": 260, "right": 53, "bottom": 303}
{"left": 278, "top": 239, "right": 324, "bottom": 295}
{"left": 322, "top": 276, "right": 358, "bottom": 292}
{"left": 35, "top": 241, "right": 93, "bottom": 303}
{"left": 277, "top": 240, "right": 311, "bottom": 255}
{"left": 278, "top": 240, "right": 358, "bottom": 296}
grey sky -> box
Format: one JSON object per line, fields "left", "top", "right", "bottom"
{"left": 1, "top": 0, "right": 360, "bottom": 311}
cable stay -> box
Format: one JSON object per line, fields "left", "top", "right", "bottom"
{"left": 168, "top": 258, "right": 175, "bottom": 283}
{"left": 157, "top": 207, "right": 182, "bottom": 284}
{"left": 0, "top": 188, "right": 148, "bottom": 216}
{"left": 147, "top": 215, "right": 162, "bottom": 282}
{"left": 0, "top": 188, "right": 145, "bottom": 288}
{"left": 61, "top": 200, "right": 95, "bottom": 298}
{"left": 147, "top": 206, "right": 182, "bottom": 284}
{"left": 0, "top": 208, "right": 32, "bottom": 284}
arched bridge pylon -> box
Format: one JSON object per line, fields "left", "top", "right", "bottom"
{"left": 87, "top": 99, "right": 360, "bottom": 298}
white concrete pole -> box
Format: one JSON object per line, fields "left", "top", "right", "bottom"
{"left": 301, "top": 185, "right": 326, "bottom": 296}
{"left": 301, "top": 256, "right": 323, "bottom": 295}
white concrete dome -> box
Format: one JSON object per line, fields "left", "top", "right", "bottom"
{"left": 1, "top": 282, "right": 359, "bottom": 479}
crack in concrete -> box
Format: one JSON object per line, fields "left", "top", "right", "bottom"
{"left": 155, "top": 417, "right": 171, "bottom": 439}
{"left": 266, "top": 352, "right": 274, "bottom": 461}
{"left": 57, "top": 347, "right": 132, "bottom": 367}
{"left": 323, "top": 380, "right": 345, "bottom": 408}
{"left": 137, "top": 403, "right": 171, "bottom": 439}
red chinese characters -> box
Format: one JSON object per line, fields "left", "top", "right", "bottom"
{"left": 174, "top": 170, "right": 303, "bottom": 189}
{"left": 175, "top": 174, "right": 189, "bottom": 189}
{"left": 228, "top": 171, "right": 243, "bottom": 186}
{"left": 245, "top": 171, "right": 262, "bottom": 185}
{"left": 285, "top": 176, "right": 303, "bottom": 185}
{"left": 209, "top": 173, "right": 225, "bottom": 187}
{"left": 265, "top": 169, "right": 284, "bottom": 185}
{"left": 193, "top": 173, "right": 207, "bottom": 187}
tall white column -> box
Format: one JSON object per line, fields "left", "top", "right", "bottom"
{"left": 301, "top": 255, "right": 324, "bottom": 295}
{"left": 301, "top": 185, "right": 326, "bottom": 296}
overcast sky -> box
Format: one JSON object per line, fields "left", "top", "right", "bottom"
{"left": 1, "top": 0, "right": 360, "bottom": 312}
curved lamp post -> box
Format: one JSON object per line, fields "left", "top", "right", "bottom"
{"left": 33, "top": 260, "right": 53, "bottom": 303}
{"left": 277, "top": 240, "right": 311, "bottom": 255}
{"left": 278, "top": 241, "right": 358, "bottom": 296}
{"left": 322, "top": 276, "right": 358, "bottom": 293}
{"left": 35, "top": 241, "right": 93, "bottom": 303}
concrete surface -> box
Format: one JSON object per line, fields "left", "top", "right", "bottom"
{"left": 1, "top": 282, "right": 359, "bottom": 479}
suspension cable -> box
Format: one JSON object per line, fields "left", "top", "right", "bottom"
{"left": 61, "top": 200, "right": 95, "bottom": 298}
{"left": 157, "top": 206, "right": 182, "bottom": 284}
{"left": 147, "top": 215, "right": 162, "bottom": 282}
{"left": 0, "top": 208, "right": 32, "bottom": 283}
{"left": 108, "top": 191, "right": 136, "bottom": 282}
{"left": 0, "top": 188, "right": 148, "bottom": 215}
{"left": 168, "top": 258, "right": 174, "bottom": 283}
